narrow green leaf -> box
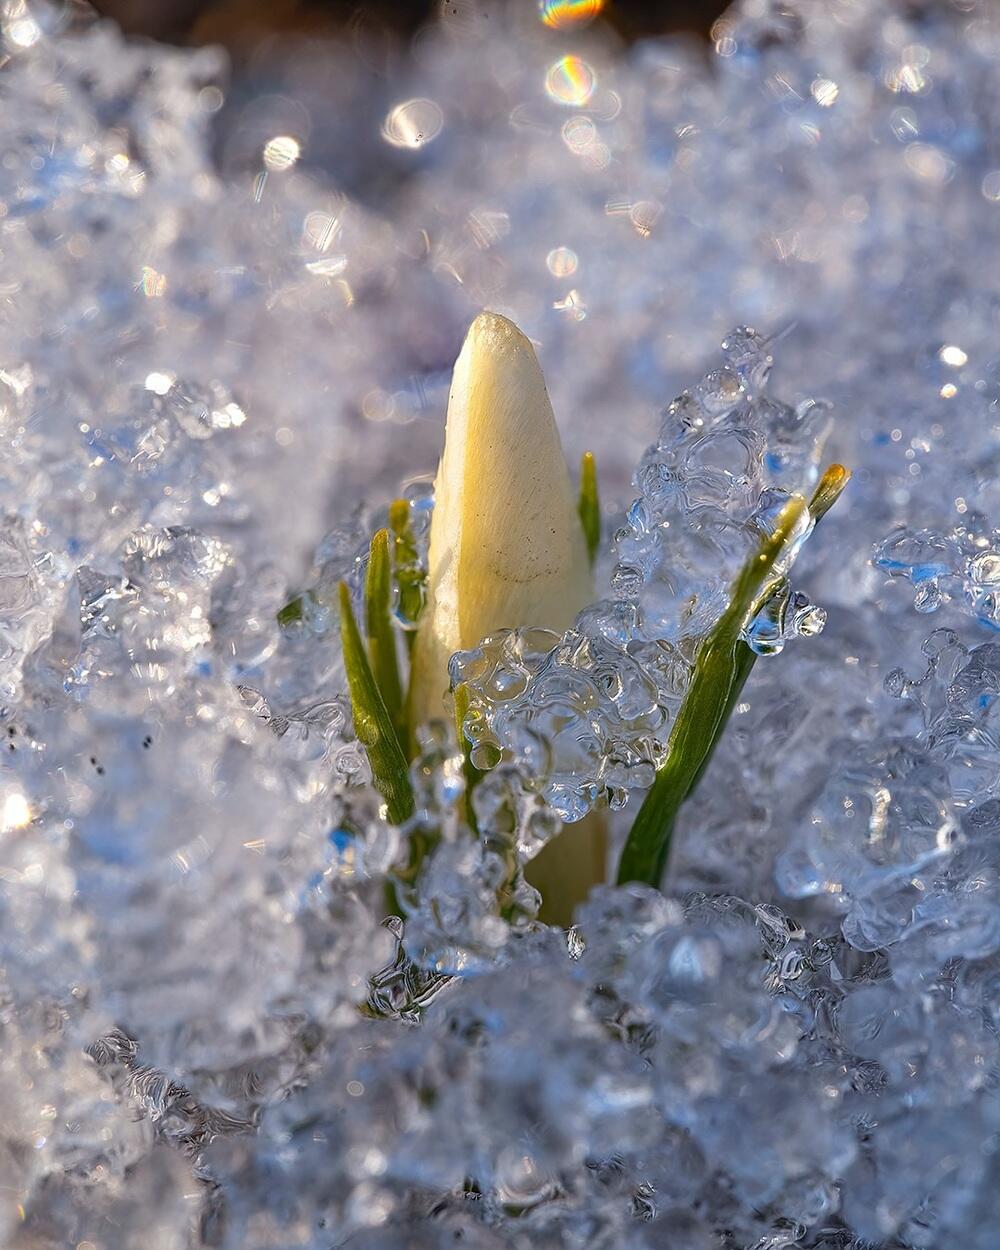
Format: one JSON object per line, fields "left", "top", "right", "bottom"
{"left": 277, "top": 595, "right": 303, "bottom": 627}
{"left": 578, "top": 450, "right": 601, "bottom": 567}
{"left": 685, "top": 637, "right": 756, "bottom": 798}
{"left": 339, "top": 582, "right": 414, "bottom": 826}
{"left": 674, "top": 464, "right": 852, "bottom": 803}
{"left": 616, "top": 494, "right": 808, "bottom": 888}
{"left": 807, "top": 462, "right": 851, "bottom": 524}
{"left": 388, "top": 498, "right": 425, "bottom": 652}
{"left": 616, "top": 464, "right": 851, "bottom": 888}
{"left": 365, "top": 529, "right": 405, "bottom": 743}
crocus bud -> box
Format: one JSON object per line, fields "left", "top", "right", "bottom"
{"left": 410, "top": 312, "right": 593, "bottom": 724}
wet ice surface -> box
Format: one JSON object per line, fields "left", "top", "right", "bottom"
{"left": 3, "top": 0, "right": 1000, "bottom": 1246}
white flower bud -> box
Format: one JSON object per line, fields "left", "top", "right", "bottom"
{"left": 410, "top": 312, "right": 593, "bottom": 724}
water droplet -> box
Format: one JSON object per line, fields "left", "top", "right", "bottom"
{"left": 743, "top": 583, "right": 826, "bottom": 656}
{"left": 696, "top": 367, "right": 744, "bottom": 417}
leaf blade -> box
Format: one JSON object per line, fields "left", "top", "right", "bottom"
{"left": 616, "top": 465, "right": 852, "bottom": 888}
{"left": 671, "top": 463, "right": 853, "bottom": 812}
{"left": 365, "top": 528, "right": 405, "bottom": 744}
{"left": 578, "top": 450, "right": 601, "bottom": 567}
{"left": 276, "top": 595, "right": 303, "bottom": 627}
{"left": 616, "top": 494, "right": 808, "bottom": 887}
{"left": 339, "top": 581, "right": 414, "bottom": 827}
{"left": 808, "top": 462, "right": 851, "bottom": 523}
{"left": 388, "top": 498, "right": 425, "bottom": 651}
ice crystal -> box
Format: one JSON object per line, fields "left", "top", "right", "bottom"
{"left": 3, "top": 0, "right": 1000, "bottom": 1246}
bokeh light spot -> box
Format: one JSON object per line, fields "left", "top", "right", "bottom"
{"left": 546, "top": 246, "right": 578, "bottom": 277}
{"left": 561, "top": 115, "right": 597, "bottom": 154}
{"left": 263, "top": 135, "right": 301, "bottom": 172}
{"left": 545, "top": 55, "right": 596, "bottom": 107}
{"left": 982, "top": 171, "right": 1000, "bottom": 202}
{"left": 144, "top": 371, "right": 175, "bottom": 395}
{"left": 2, "top": 791, "right": 31, "bottom": 831}
{"left": 811, "top": 77, "right": 839, "bottom": 107}
{"left": 382, "top": 99, "right": 444, "bottom": 150}
{"left": 139, "top": 266, "right": 166, "bottom": 298}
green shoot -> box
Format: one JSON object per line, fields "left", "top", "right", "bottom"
{"left": 682, "top": 464, "right": 852, "bottom": 799}
{"left": 578, "top": 450, "right": 601, "bottom": 567}
{"left": 277, "top": 595, "right": 304, "bottom": 627}
{"left": 338, "top": 582, "right": 414, "bottom": 827}
{"left": 806, "top": 462, "right": 851, "bottom": 523}
{"left": 616, "top": 494, "right": 809, "bottom": 888}
{"left": 365, "top": 529, "right": 405, "bottom": 745}
{"left": 388, "top": 498, "right": 425, "bottom": 655}
{"left": 616, "top": 465, "right": 851, "bottom": 888}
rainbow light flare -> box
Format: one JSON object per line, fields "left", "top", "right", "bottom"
{"left": 539, "top": 0, "right": 606, "bottom": 30}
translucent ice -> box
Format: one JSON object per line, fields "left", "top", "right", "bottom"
{"left": 3, "top": 0, "right": 1000, "bottom": 1245}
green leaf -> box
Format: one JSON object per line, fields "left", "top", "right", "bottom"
{"left": 616, "top": 465, "right": 851, "bottom": 888}
{"left": 365, "top": 529, "right": 405, "bottom": 744}
{"left": 578, "top": 450, "right": 601, "bottom": 567}
{"left": 276, "top": 595, "right": 303, "bottom": 627}
{"left": 388, "top": 498, "right": 426, "bottom": 652}
{"left": 806, "top": 462, "right": 851, "bottom": 523}
{"left": 616, "top": 494, "right": 808, "bottom": 887}
{"left": 339, "top": 582, "right": 414, "bottom": 827}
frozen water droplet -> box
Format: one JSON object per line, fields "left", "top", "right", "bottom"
{"left": 720, "top": 325, "right": 773, "bottom": 392}
{"left": 744, "top": 582, "right": 826, "bottom": 656}
{"left": 695, "top": 367, "right": 745, "bottom": 418}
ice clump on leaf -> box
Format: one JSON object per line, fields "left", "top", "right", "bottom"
{"left": 454, "top": 330, "right": 832, "bottom": 822}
